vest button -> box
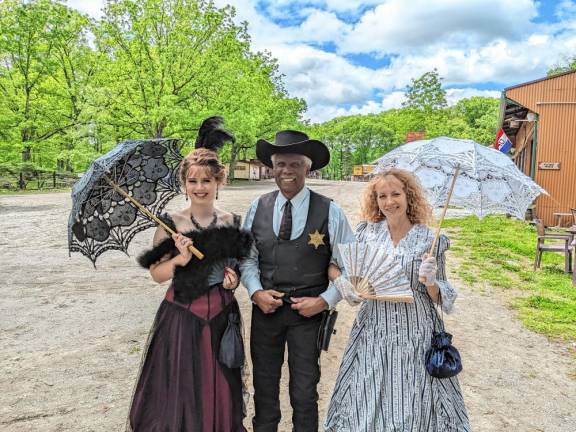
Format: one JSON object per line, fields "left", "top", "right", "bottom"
{"left": 293, "top": 266, "right": 298, "bottom": 271}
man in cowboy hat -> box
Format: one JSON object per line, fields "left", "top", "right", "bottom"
{"left": 240, "top": 130, "right": 353, "bottom": 432}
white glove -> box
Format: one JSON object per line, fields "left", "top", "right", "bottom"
{"left": 333, "top": 276, "right": 362, "bottom": 306}
{"left": 418, "top": 256, "right": 437, "bottom": 287}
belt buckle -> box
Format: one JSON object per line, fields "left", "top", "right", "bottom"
{"left": 282, "top": 287, "right": 296, "bottom": 304}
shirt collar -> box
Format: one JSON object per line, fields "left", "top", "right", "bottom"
{"left": 278, "top": 186, "right": 309, "bottom": 210}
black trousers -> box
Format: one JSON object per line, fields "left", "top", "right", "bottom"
{"left": 251, "top": 303, "right": 323, "bottom": 432}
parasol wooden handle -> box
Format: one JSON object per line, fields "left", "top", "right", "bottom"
{"left": 419, "top": 164, "right": 461, "bottom": 283}
{"left": 104, "top": 176, "right": 204, "bottom": 260}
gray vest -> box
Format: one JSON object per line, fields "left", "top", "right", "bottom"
{"left": 252, "top": 190, "right": 332, "bottom": 297}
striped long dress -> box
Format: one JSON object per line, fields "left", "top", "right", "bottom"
{"left": 324, "top": 221, "right": 470, "bottom": 432}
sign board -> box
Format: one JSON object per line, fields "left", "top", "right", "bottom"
{"left": 353, "top": 165, "right": 375, "bottom": 176}
{"left": 538, "top": 162, "right": 561, "bottom": 170}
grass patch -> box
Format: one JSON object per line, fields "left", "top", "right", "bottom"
{"left": 443, "top": 215, "right": 576, "bottom": 341}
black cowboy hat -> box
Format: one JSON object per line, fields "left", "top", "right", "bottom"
{"left": 256, "top": 130, "right": 330, "bottom": 171}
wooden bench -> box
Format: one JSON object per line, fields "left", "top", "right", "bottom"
{"left": 552, "top": 212, "right": 573, "bottom": 228}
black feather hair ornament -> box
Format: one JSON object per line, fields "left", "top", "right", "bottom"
{"left": 195, "top": 116, "right": 235, "bottom": 152}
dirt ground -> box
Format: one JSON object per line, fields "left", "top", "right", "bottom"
{"left": 1, "top": 179, "right": 575, "bottom": 432}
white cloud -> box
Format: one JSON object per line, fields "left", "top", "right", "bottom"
{"left": 298, "top": 10, "right": 349, "bottom": 43}
{"left": 385, "top": 31, "right": 576, "bottom": 87}
{"left": 305, "top": 91, "right": 406, "bottom": 123}
{"left": 271, "top": 44, "right": 380, "bottom": 105}
{"left": 67, "top": 0, "right": 576, "bottom": 123}
{"left": 338, "top": 0, "right": 538, "bottom": 55}
{"left": 445, "top": 88, "right": 501, "bottom": 105}
{"left": 555, "top": 0, "right": 576, "bottom": 21}
{"left": 325, "top": 0, "right": 383, "bottom": 13}
{"left": 380, "top": 91, "right": 406, "bottom": 109}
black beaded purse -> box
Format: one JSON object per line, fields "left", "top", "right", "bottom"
{"left": 218, "top": 311, "right": 245, "bottom": 369}
{"left": 425, "top": 300, "right": 462, "bottom": 379}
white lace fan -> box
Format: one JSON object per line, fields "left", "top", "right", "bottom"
{"left": 337, "top": 242, "right": 414, "bottom": 302}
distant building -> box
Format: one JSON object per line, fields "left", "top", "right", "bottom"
{"left": 351, "top": 164, "right": 375, "bottom": 181}
{"left": 498, "top": 70, "right": 576, "bottom": 226}
{"left": 225, "top": 159, "right": 273, "bottom": 180}
{"left": 406, "top": 131, "right": 426, "bottom": 143}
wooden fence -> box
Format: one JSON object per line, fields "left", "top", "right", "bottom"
{"left": 0, "top": 171, "right": 78, "bottom": 191}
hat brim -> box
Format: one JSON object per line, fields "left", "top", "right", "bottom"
{"left": 256, "top": 139, "right": 330, "bottom": 171}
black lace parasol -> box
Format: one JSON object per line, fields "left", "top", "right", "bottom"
{"left": 68, "top": 138, "right": 202, "bottom": 266}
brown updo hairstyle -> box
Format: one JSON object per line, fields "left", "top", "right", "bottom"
{"left": 360, "top": 168, "right": 432, "bottom": 225}
{"left": 179, "top": 148, "right": 226, "bottom": 189}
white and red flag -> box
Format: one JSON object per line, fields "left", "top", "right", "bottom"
{"left": 494, "top": 128, "right": 512, "bottom": 153}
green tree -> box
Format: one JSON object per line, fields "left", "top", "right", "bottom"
{"left": 451, "top": 97, "right": 499, "bottom": 145}
{"left": 402, "top": 69, "right": 447, "bottom": 112}
{"left": 89, "top": 0, "right": 304, "bottom": 176}
{"left": 310, "top": 114, "right": 399, "bottom": 179}
{"left": 0, "top": 0, "right": 93, "bottom": 170}
{"left": 547, "top": 56, "right": 576, "bottom": 76}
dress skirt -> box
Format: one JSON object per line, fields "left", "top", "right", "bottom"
{"left": 127, "top": 285, "right": 246, "bottom": 432}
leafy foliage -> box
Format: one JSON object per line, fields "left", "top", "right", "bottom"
{"left": 547, "top": 56, "right": 576, "bottom": 76}
{"left": 402, "top": 69, "right": 447, "bottom": 112}
{"left": 443, "top": 215, "right": 576, "bottom": 341}
{"left": 0, "top": 0, "right": 304, "bottom": 177}
{"left": 0, "top": 2, "right": 501, "bottom": 182}
{"left": 309, "top": 99, "right": 500, "bottom": 179}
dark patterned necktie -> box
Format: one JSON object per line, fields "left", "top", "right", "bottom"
{"left": 278, "top": 200, "right": 292, "bottom": 240}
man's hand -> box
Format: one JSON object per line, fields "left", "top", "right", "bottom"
{"left": 291, "top": 296, "right": 328, "bottom": 317}
{"left": 253, "top": 290, "right": 284, "bottom": 314}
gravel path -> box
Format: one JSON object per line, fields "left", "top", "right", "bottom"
{"left": 1, "top": 180, "right": 574, "bottom": 431}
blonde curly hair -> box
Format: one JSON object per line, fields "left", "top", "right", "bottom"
{"left": 360, "top": 168, "right": 432, "bottom": 225}
{"left": 179, "top": 148, "right": 226, "bottom": 189}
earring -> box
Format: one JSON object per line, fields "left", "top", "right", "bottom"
{"left": 185, "top": 193, "right": 188, "bottom": 201}
{"left": 216, "top": 187, "right": 219, "bottom": 200}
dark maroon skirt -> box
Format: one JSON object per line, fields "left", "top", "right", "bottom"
{"left": 127, "top": 285, "right": 247, "bottom": 432}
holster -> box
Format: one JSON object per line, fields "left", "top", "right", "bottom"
{"left": 317, "top": 309, "right": 338, "bottom": 352}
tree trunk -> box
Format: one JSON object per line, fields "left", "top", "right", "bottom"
{"left": 228, "top": 141, "right": 239, "bottom": 182}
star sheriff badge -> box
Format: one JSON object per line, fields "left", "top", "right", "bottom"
{"left": 308, "top": 230, "right": 325, "bottom": 249}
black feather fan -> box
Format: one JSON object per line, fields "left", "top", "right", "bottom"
{"left": 195, "top": 116, "right": 235, "bottom": 152}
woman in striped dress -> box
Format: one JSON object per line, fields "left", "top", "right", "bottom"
{"left": 325, "top": 168, "right": 470, "bottom": 431}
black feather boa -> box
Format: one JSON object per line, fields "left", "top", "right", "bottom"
{"left": 138, "top": 216, "right": 253, "bottom": 303}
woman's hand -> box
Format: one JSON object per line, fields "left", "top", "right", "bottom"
{"left": 172, "top": 233, "right": 193, "bottom": 266}
{"left": 333, "top": 276, "right": 362, "bottom": 306}
{"left": 418, "top": 254, "right": 437, "bottom": 287}
{"left": 222, "top": 267, "right": 239, "bottom": 290}
{"left": 328, "top": 263, "right": 342, "bottom": 281}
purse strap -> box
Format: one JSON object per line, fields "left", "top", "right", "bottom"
{"left": 433, "top": 291, "right": 446, "bottom": 333}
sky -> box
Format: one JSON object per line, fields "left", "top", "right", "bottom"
{"left": 67, "top": 0, "right": 576, "bottom": 123}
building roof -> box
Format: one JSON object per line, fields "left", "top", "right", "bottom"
{"left": 504, "top": 69, "right": 576, "bottom": 91}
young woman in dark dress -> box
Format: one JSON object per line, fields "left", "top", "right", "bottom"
{"left": 127, "top": 130, "right": 252, "bottom": 431}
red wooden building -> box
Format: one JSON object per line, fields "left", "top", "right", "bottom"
{"left": 499, "top": 70, "right": 576, "bottom": 226}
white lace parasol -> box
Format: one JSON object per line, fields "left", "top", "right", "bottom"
{"left": 372, "top": 137, "right": 547, "bottom": 219}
